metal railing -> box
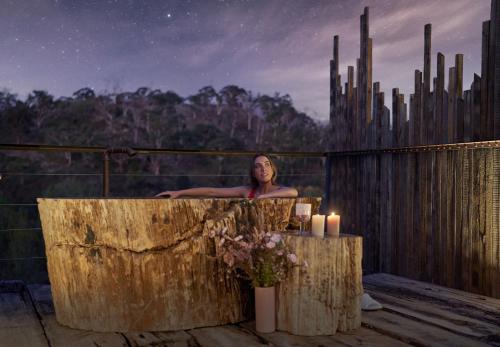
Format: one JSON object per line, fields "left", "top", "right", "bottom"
{"left": 2, "top": 140, "right": 499, "bottom": 207}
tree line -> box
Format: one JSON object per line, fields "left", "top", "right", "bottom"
{"left": 0, "top": 84, "right": 328, "bottom": 205}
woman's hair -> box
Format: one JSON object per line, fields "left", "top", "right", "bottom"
{"left": 249, "top": 153, "right": 278, "bottom": 188}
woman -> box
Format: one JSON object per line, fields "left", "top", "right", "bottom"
{"left": 155, "top": 154, "right": 298, "bottom": 199}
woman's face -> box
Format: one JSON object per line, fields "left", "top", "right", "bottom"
{"left": 253, "top": 156, "right": 273, "bottom": 184}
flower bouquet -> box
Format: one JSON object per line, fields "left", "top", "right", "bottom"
{"left": 209, "top": 227, "right": 306, "bottom": 333}
{"left": 209, "top": 227, "right": 304, "bottom": 288}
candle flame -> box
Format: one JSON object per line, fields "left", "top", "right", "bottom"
{"left": 330, "top": 212, "right": 336, "bottom": 215}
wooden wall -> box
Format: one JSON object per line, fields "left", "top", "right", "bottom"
{"left": 330, "top": 149, "right": 499, "bottom": 298}
{"left": 328, "top": 2, "right": 500, "bottom": 298}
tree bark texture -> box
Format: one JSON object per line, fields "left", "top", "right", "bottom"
{"left": 37, "top": 197, "right": 320, "bottom": 332}
{"left": 277, "top": 234, "right": 363, "bottom": 336}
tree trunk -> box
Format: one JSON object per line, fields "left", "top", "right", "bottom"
{"left": 277, "top": 234, "right": 363, "bottom": 335}
{"left": 37, "top": 198, "right": 320, "bottom": 332}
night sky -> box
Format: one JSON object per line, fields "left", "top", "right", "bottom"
{"left": 0, "top": 0, "right": 491, "bottom": 121}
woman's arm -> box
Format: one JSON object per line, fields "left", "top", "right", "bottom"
{"left": 155, "top": 186, "right": 249, "bottom": 198}
{"left": 257, "top": 186, "right": 298, "bottom": 199}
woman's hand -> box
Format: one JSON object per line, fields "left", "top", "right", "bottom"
{"left": 155, "top": 190, "right": 180, "bottom": 198}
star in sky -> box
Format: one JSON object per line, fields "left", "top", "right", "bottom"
{"left": 0, "top": 0, "right": 491, "bottom": 121}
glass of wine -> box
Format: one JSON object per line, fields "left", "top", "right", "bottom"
{"left": 295, "top": 203, "right": 311, "bottom": 235}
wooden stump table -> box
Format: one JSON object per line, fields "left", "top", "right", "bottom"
{"left": 277, "top": 234, "right": 363, "bottom": 336}
{"left": 37, "top": 198, "right": 320, "bottom": 332}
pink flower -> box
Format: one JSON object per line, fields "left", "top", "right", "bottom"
{"left": 270, "top": 234, "right": 281, "bottom": 243}
{"left": 277, "top": 250, "right": 283, "bottom": 256}
{"left": 287, "top": 254, "right": 297, "bottom": 264}
{"left": 266, "top": 241, "right": 276, "bottom": 249}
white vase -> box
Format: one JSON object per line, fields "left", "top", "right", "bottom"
{"left": 254, "top": 286, "right": 276, "bottom": 333}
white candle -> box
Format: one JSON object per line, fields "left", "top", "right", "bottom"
{"left": 326, "top": 212, "right": 340, "bottom": 237}
{"left": 311, "top": 214, "right": 325, "bottom": 237}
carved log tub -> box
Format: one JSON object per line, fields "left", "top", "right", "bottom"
{"left": 37, "top": 198, "right": 328, "bottom": 332}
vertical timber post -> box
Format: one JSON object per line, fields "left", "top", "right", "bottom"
{"left": 103, "top": 151, "right": 110, "bottom": 197}
{"left": 424, "top": 24, "right": 432, "bottom": 144}
{"left": 359, "top": 7, "right": 371, "bottom": 149}
{"left": 492, "top": 0, "right": 500, "bottom": 138}
{"left": 330, "top": 36, "right": 339, "bottom": 150}
{"left": 448, "top": 66, "right": 457, "bottom": 142}
{"left": 323, "top": 154, "right": 333, "bottom": 214}
{"left": 436, "top": 53, "right": 445, "bottom": 143}
{"left": 347, "top": 66, "right": 354, "bottom": 150}
{"left": 481, "top": 20, "right": 490, "bottom": 140}
{"left": 456, "top": 54, "right": 464, "bottom": 141}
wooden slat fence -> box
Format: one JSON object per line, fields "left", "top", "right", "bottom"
{"left": 328, "top": 2, "right": 500, "bottom": 298}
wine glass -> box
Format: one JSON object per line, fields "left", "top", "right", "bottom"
{"left": 295, "top": 203, "right": 311, "bottom": 235}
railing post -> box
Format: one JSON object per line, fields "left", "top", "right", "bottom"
{"left": 103, "top": 151, "right": 110, "bottom": 197}
{"left": 322, "top": 153, "right": 333, "bottom": 214}
{"left": 102, "top": 147, "right": 137, "bottom": 197}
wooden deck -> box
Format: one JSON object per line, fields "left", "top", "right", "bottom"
{"left": 1, "top": 273, "right": 499, "bottom": 347}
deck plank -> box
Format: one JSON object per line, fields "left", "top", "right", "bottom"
{"left": 27, "top": 284, "right": 128, "bottom": 347}
{"left": 364, "top": 289, "right": 500, "bottom": 339}
{"left": 0, "top": 290, "right": 49, "bottom": 347}
{"left": 363, "top": 273, "right": 500, "bottom": 346}
{"left": 364, "top": 273, "right": 500, "bottom": 326}
{"left": 364, "top": 273, "right": 500, "bottom": 311}
{"left": 362, "top": 310, "right": 492, "bottom": 347}
{"left": 187, "top": 325, "right": 272, "bottom": 347}
{"left": 122, "top": 331, "right": 196, "bottom": 346}
{"left": 240, "top": 321, "right": 412, "bottom": 347}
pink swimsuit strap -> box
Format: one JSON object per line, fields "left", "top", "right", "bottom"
{"left": 248, "top": 187, "right": 257, "bottom": 198}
